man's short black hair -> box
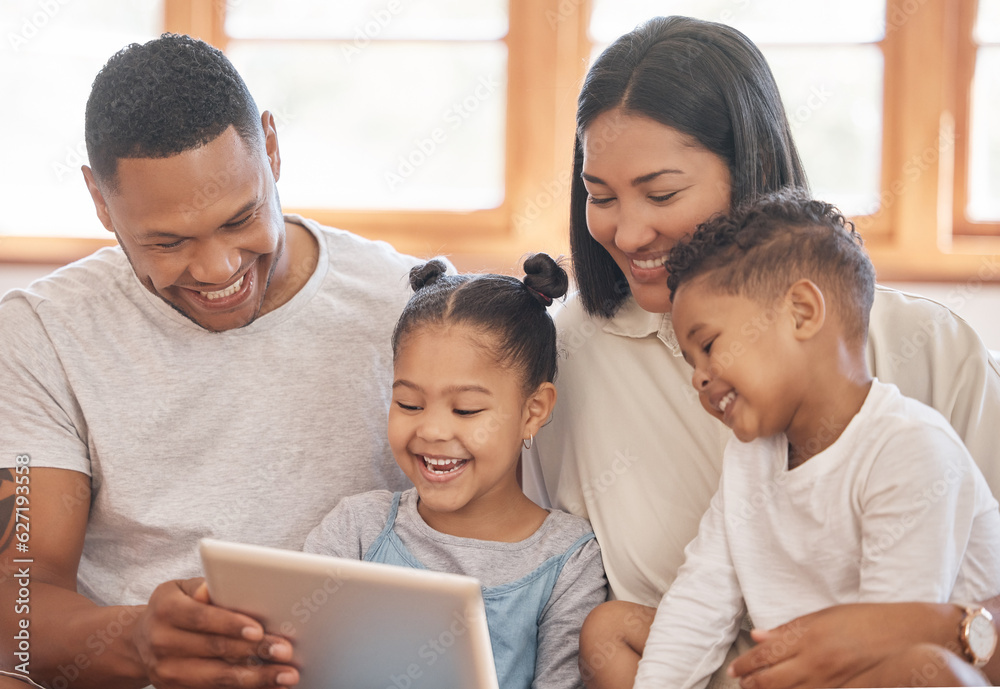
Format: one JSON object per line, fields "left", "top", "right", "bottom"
{"left": 85, "top": 33, "right": 261, "bottom": 190}
{"left": 666, "top": 190, "right": 876, "bottom": 343}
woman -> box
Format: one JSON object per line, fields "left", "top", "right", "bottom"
{"left": 524, "top": 15, "right": 1000, "bottom": 688}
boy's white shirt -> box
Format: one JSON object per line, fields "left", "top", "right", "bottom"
{"left": 632, "top": 379, "right": 1000, "bottom": 689}
{"left": 524, "top": 286, "right": 1000, "bottom": 607}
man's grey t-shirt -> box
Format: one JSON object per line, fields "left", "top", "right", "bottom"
{"left": 0, "top": 215, "right": 420, "bottom": 606}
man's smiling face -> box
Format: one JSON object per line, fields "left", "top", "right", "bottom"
{"left": 84, "top": 124, "right": 287, "bottom": 332}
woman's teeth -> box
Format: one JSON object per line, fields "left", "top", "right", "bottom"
{"left": 633, "top": 256, "right": 668, "bottom": 270}
{"left": 200, "top": 275, "right": 244, "bottom": 300}
{"left": 718, "top": 391, "right": 736, "bottom": 413}
{"left": 423, "top": 457, "right": 469, "bottom": 473}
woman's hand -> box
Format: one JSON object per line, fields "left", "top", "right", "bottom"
{"left": 727, "top": 603, "right": 964, "bottom": 689}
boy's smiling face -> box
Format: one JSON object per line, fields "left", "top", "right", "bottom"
{"left": 672, "top": 275, "right": 807, "bottom": 444}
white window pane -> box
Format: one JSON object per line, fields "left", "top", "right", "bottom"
{"left": 976, "top": 0, "right": 1000, "bottom": 43}
{"left": 968, "top": 48, "right": 1000, "bottom": 221}
{"left": 764, "top": 46, "right": 883, "bottom": 216}
{"left": 589, "top": 1, "right": 886, "bottom": 45}
{"left": 585, "top": 39, "right": 883, "bottom": 217}
{"left": 227, "top": 0, "right": 508, "bottom": 41}
{"left": 0, "top": 0, "right": 163, "bottom": 239}
{"left": 228, "top": 42, "right": 506, "bottom": 210}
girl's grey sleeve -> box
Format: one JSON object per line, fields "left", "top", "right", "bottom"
{"left": 533, "top": 537, "right": 609, "bottom": 689}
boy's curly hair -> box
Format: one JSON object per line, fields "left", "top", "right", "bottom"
{"left": 666, "top": 190, "right": 876, "bottom": 342}
{"left": 85, "top": 33, "right": 261, "bottom": 190}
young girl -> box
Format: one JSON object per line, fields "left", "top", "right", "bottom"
{"left": 304, "top": 254, "right": 608, "bottom": 689}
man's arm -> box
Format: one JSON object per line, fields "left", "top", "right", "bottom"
{"left": 0, "top": 466, "right": 146, "bottom": 686}
{"left": 0, "top": 467, "right": 299, "bottom": 689}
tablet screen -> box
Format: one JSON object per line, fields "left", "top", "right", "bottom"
{"left": 200, "top": 538, "right": 500, "bottom": 689}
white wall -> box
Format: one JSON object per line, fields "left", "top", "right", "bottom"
{"left": 0, "top": 264, "right": 63, "bottom": 297}
{"left": 2, "top": 263, "right": 998, "bottom": 353}
{"left": 884, "top": 282, "right": 1000, "bottom": 354}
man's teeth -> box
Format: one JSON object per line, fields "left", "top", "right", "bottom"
{"left": 633, "top": 256, "right": 668, "bottom": 270}
{"left": 423, "top": 457, "right": 469, "bottom": 473}
{"left": 718, "top": 391, "right": 736, "bottom": 413}
{"left": 200, "top": 275, "right": 244, "bottom": 300}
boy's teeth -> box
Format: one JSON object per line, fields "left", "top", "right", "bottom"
{"left": 200, "top": 275, "right": 244, "bottom": 300}
{"left": 718, "top": 391, "right": 736, "bottom": 413}
{"left": 633, "top": 256, "right": 667, "bottom": 270}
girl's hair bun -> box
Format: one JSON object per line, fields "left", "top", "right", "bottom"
{"left": 522, "top": 253, "right": 569, "bottom": 306}
{"left": 409, "top": 258, "right": 450, "bottom": 292}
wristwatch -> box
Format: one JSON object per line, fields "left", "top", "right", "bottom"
{"left": 959, "top": 606, "right": 998, "bottom": 668}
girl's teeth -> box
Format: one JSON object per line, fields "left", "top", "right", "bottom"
{"left": 633, "top": 256, "right": 667, "bottom": 270}
{"left": 200, "top": 275, "right": 244, "bottom": 300}
{"left": 423, "top": 457, "right": 469, "bottom": 473}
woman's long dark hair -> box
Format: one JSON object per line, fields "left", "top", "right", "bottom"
{"left": 571, "top": 16, "right": 809, "bottom": 318}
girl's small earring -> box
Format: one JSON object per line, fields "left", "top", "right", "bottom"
{"left": 522, "top": 434, "right": 533, "bottom": 450}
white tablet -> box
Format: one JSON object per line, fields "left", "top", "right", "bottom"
{"left": 199, "top": 538, "right": 500, "bottom": 689}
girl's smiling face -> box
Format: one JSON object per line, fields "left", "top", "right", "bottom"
{"left": 389, "top": 324, "right": 546, "bottom": 530}
{"left": 581, "top": 109, "right": 733, "bottom": 314}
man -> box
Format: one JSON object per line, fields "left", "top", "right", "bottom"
{"left": 0, "top": 34, "right": 425, "bottom": 687}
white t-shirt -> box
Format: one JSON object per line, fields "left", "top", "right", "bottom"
{"left": 633, "top": 379, "right": 1000, "bottom": 689}
{"left": 0, "top": 215, "right": 423, "bottom": 606}
{"left": 525, "top": 286, "right": 1000, "bottom": 606}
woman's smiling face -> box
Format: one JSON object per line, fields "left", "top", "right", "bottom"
{"left": 581, "top": 109, "right": 733, "bottom": 314}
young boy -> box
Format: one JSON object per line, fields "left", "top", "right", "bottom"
{"left": 579, "top": 191, "right": 1000, "bottom": 689}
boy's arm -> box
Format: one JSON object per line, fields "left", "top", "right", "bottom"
{"left": 854, "top": 425, "right": 997, "bottom": 603}
{"left": 728, "top": 424, "right": 1000, "bottom": 689}
{"left": 0, "top": 466, "right": 300, "bottom": 688}
{"left": 869, "top": 287, "right": 1000, "bottom": 492}
{"left": 634, "top": 479, "right": 745, "bottom": 689}
{"left": 533, "top": 536, "right": 607, "bottom": 689}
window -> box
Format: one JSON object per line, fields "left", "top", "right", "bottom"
{"left": 590, "top": 0, "right": 886, "bottom": 217}
{"left": 587, "top": 0, "right": 1000, "bottom": 279}
{"left": 0, "top": 0, "right": 587, "bottom": 270}
{"left": 0, "top": 0, "right": 165, "bottom": 256}
{"left": 958, "top": 0, "right": 1000, "bottom": 228}
{"left": 1, "top": 0, "right": 998, "bottom": 280}
{"left": 224, "top": 0, "right": 509, "bottom": 212}
{"left": 864, "top": 0, "right": 1000, "bottom": 279}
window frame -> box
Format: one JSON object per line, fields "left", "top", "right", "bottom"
{"left": 3, "top": 0, "right": 590, "bottom": 271}
{"left": 4, "top": 0, "right": 999, "bottom": 282}
{"left": 193, "top": 0, "right": 595, "bottom": 268}
{"left": 952, "top": 0, "right": 998, "bottom": 237}
{"left": 861, "top": 0, "right": 1000, "bottom": 280}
